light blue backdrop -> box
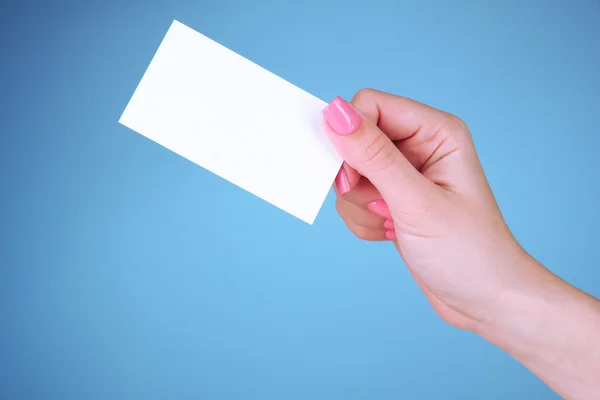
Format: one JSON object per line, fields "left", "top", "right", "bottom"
{"left": 1, "top": 1, "right": 599, "bottom": 399}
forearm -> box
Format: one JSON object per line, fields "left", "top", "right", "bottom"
{"left": 475, "top": 256, "right": 600, "bottom": 399}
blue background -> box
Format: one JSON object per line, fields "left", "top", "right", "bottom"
{"left": 1, "top": 0, "right": 599, "bottom": 398}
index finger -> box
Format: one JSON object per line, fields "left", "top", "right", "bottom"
{"left": 350, "top": 88, "right": 459, "bottom": 142}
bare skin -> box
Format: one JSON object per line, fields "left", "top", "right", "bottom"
{"left": 322, "top": 89, "right": 600, "bottom": 399}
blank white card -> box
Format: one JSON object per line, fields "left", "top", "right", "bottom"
{"left": 119, "top": 20, "right": 342, "bottom": 224}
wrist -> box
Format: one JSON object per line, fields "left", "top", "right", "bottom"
{"left": 474, "top": 254, "right": 585, "bottom": 347}
{"left": 474, "top": 254, "right": 600, "bottom": 398}
{"left": 475, "top": 253, "right": 599, "bottom": 334}
{"left": 474, "top": 255, "right": 557, "bottom": 346}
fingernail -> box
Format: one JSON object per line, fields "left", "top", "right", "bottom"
{"left": 367, "top": 200, "right": 392, "bottom": 219}
{"left": 383, "top": 219, "right": 395, "bottom": 230}
{"left": 385, "top": 230, "right": 397, "bottom": 241}
{"left": 335, "top": 168, "right": 351, "bottom": 195}
{"left": 322, "top": 96, "right": 361, "bottom": 135}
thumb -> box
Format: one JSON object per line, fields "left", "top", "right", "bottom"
{"left": 323, "top": 96, "right": 431, "bottom": 209}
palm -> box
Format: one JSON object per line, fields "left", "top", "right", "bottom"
{"left": 394, "top": 243, "right": 475, "bottom": 330}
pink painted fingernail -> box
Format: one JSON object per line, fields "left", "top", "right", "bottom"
{"left": 322, "top": 96, "right": 361, "bottom": 135}
{"left": 383, "top": 219, "right": 395, "bottom": 230}
{"left": 367, "top": 200, "right": 392, "bottom": 219}
{"left": 335, "top": 168, "right": 351, "bottom": 195}
{"left": 385, "top": 230, "right": 397, "bottom": 241}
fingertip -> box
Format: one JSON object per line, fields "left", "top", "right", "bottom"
{"left": 335, "top": 168, "right": 351, "bottom": 195}
{"left": 335, "top": 164, "right": 360, "bottom": 195}
{"left": 383, "top": 219, "right": 395, "bottom": 230}
{"left": 385, "top": 229, "right": 397, "bottom": 241}
{"left": 344, "top": 163, "right": 361, "bottom": 188}
{"left": 322, "top": 96, "right": 361, "bottom": 135}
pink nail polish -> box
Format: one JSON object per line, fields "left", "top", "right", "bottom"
{"left": 335, "top": 168, "right": 351, "bottom": 195}
{"left": 385, "top": 230, "right": 397, "bottom": 241}
{"left": 322, "top": 96, "right": 361, "bottom": 135}
{"left": 367, "top": 200, "right": 392, "bottom": 219}
{"left": 383, "top": 219, "right": 395, "bottom": 230}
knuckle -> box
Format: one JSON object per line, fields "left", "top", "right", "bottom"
{"left": 446, "top": 113, "right": 469, "bottom": 133}
{"left": 354, "top": 225, "right": 374, "bottom": 241}
{"left": 352, "top": 88, "right": 378, "bottom": 103}
{"left": 335, "top": 198, "right": 346, "bottom": 216}
{"left": 335, "top": 199, "right": 378, "bottom": 241}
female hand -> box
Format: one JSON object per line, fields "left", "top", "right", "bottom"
{"left": 323, "top": 89, "right": 529, "bottom": 329}
{"left": 323, "top": 89, "right": 600, "bottom": 399}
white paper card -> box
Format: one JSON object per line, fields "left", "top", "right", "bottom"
{"left": 119, "top": 20, "right": 342, "bottom": 224}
